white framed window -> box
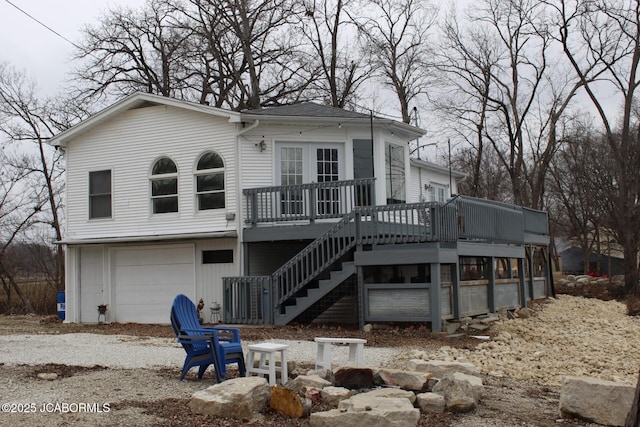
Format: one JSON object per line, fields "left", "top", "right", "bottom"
{"left": 89, "top": 169, "right": 112, "bottom": 219}
{"left": 195, "top": 151, "right": 225, "bottom": 210}
{"left": 385, "top": 142, "right": 405, "bottom": 204}
{"left": 275, "top": 142, "right": 344, "bottom": 215}
{"left": 150, "top": 157, "right": 178, "bottom": 214}
{"left": 430, "top": 183, "right": 448, "bottom": 203}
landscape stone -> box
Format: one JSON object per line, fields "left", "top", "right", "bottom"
{"left": 444, "top": 321, "right": 460, "bottom": 334}
{"left": 432, "top": 373, "right": 482, "bottom": 413}
{"left": 285, "top": 375, "right": 332, "bottom": 394}
{"left": 352, "top": 387, "right": 416, "bottom": 404}
{"left": 416, "top": 392, "right": 445, "bottom": 413}
{"left": 37, "top": 373, "right": 58, "bottom": 381}
{"left": 305, "top": 386, "right": 322, "bottom": 402}
{"left": 306, "top": 368, "right": 334, "bottom": 383}
{"left": 469, "top": 323, "right": 490, "bottom": 331}
{"left": 320, "top": 386, "right": 353, "bottom": 405}
{"left": 377, "top": 368, "right": 432, "bottom": 392}
{"left": 270, "top": 385, "right": 311, "bottom": 418}
{"left": 334, "top": 366, "right": 374, "bottom": 389}
{"left": 516, "top": 308, "right": 533, "bottom": 318}
{"left": 559, "top": 376, "right": 635, "bottom": 427}
{"left": 189, "top": 377, "right": 269, "bottom": 419}
{"left": 406, "top": 359, "right": 480, "bottom": 378}
{"left": 310, "top": 396, "right": 419, "bottom": 427}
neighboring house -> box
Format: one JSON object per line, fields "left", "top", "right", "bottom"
{"left": 560, "top": 247, "right": 624, "bottom": 276}
{"left": 49, "top": 92, "right": 550, "bottom": 330}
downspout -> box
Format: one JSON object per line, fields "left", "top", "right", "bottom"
{"left": 235, "top": 120, "right": 260, "bottom": 276}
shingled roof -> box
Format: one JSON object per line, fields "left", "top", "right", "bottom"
{"left": 242, "top": 102, "right": 372, "bottom": 119}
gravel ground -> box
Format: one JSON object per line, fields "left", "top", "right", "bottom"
{"left": 0, "top": 294, "right": 634, "bottom": 426}
{"left": 0, "top": 334, "right": 402, "bottom": 370}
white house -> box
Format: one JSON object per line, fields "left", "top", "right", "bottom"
{"left": 50, "top": 92, "right": 548, "bottom": 329}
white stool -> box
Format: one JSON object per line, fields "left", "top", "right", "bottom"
{"left": 314, "top": 337, "right": 367, "bottom": 370}
{"left": 245, "top": 342, "right": 289, "bottom": 386}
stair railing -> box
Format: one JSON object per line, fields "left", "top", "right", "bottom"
{"left": 272, "top": 211, "right": 358, "bottom": 308}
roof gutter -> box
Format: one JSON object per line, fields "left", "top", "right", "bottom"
{"left": 56, "top": 230, "right": 238, "bottom": 245}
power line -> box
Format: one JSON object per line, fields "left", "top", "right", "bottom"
{"left": 3, "top": 0, "right": 83, "bottom": 51}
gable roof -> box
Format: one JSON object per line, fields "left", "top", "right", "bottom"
{"left": 49, "top": 95, "right": 426, "bottom": 148}
{"left": 48, "top": 92, "right": 241, "bottom": 148}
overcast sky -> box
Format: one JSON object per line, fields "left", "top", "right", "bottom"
{"left": 0, "top": 0, "right": 146, "bottom": 95}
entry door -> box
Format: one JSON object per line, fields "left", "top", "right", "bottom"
{"left": 276, "top": 143, "right": 344, "bottom": 216}
{"left": 313, "top": 147, "right": 340, "bottom": 215}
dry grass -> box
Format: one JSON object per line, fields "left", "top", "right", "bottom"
{"left": 0, "top": 281, "right": 60, "bottom": 315}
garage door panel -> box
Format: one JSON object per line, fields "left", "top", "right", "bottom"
{"left": 114, "top": 265, "right": 192, "bottom": 287}
{"left": 114, "top": 246, "right": 194, "bottom": 266}
{"left": 112, "top": 244, "right": 195, "bottom": 324}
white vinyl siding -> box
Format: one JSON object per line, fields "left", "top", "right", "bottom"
{"left": 65, "top": 105, "right": 237, "bottom": 240}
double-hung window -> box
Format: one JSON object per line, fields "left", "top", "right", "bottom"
{"left": 150, "top": 157, "right": 178, "bottom": 214}
{"left": 196, "top": 151, "right": 225, "bottom": 210}
{"left": 89, "top": 170, "right": 112, "bottom": 219}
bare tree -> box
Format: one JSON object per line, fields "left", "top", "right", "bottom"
{"left": 436, "top": 0, "right": 585, "bottom": 210}
{"left": 184, "top": 0, "right": 310, "bottom": 110}
{"left": 547, "top": 121, "right": 611, "bottom": 274}
{"left": 0, "top": 149, "right": 50, "bottom": 313}
{"left": 550, "top": 0, "right": 640, "bottom": 296}
{"left": 356, "top": 0, "right": 437, "bottom": 123}
{"left": 0, "top": 63, "right": 68, "bottom": 292}
{"left": 73, "top": 0, "right": 194, "bottom": 103}
{"left": 434, "top": 7, "right": 501, "bottom": 197}
{"left": 298, "top": 0, "right": 371, "bottom": 108}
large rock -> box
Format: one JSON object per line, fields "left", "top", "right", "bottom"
{"left": 406, "top": 359, "right": 479, "bottom": 378}
{"left": 306, "top": 368, "right": 335, "bottom": 383}
{"left": 350, "top": 388, "right": 416, "bottom": 404}
{"left": 416, "top": 392, "right": 445, "bottom": 414}
{"left": 320, "top": 386, "right": 353, "bottom": 405}
{"left": 377, "top": 368, "right": 432, "bottom": 392}
{"left": 270, "top": 385, "right": 311, "bottom": 418}
{"left": 432, "top": 373, "right": 483, "bottom": 413}
{"left": 311, "top": 396, "right": 419, "bottom": 427}
{"left": 285, "top": 375, "right": 332, "bottom": 394}
{"left": 559, "top": 376, "right": 635, "bottom": 426}
{"left": 189, "top": 377, "right": 269, "bottom": 419}
{"left": 334, "top": 367, "right": 374, "bottom": 389}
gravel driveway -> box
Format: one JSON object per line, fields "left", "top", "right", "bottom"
{"left": 0, "top": 294, "right": 632, "bottom": 426}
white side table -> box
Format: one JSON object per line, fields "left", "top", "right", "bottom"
{"left": 245, "top": 342, "right": 289, "bottom": 386}
{"left": 314, "top": 337, "right": 367, "bottom": 370}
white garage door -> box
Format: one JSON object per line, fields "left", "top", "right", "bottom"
{"left": 112, "top": 244, "right": 195, "bottom": 323}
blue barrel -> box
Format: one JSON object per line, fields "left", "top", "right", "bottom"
{"left": 56, "top": 291, "right": 65, "bottom": 320}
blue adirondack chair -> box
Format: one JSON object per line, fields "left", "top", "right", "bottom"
{"left": 170, "top": 294, "right": 246, "bottom": 382}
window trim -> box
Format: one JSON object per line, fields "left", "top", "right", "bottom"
{"left": 195, "top": 151, "right": 226, "bottom": 211}
{"left": 88, "top": 169, "right": 113, "bottom": 220}
{"left": 150, "top": 156, "right": 179, "bottom": 214}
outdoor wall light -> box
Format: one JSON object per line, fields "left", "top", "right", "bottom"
{"left": 255, "top": 140, "right": 267, "bottom": 152}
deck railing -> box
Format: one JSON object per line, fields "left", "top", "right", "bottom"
{"left": 243, "top": 178, "right": 376, "bottom": 225}
{"left": 224, "top": 196, "right": 549, "bottom": 323}
{"left": 455, "top": 196, "right": 525, "bottom": 244}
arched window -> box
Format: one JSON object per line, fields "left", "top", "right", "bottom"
{"left": 150, "top": 157, "right": 178, "bottom": 213}
{"left": 196, "top": 151, "right": 225, "bottom": 210}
